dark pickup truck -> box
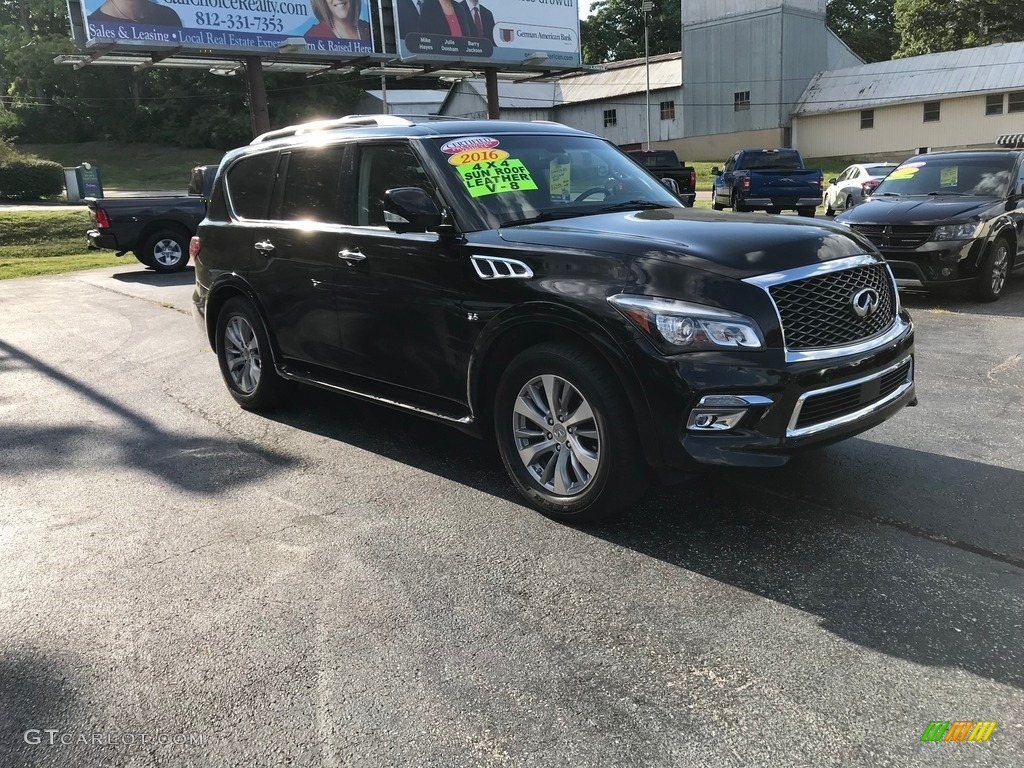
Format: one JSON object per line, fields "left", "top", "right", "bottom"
{"left": 712, "top": 148, "right": 824, "bottom": 216}
{"left": 87, "top": 164, "right": 216, "bottom": 272}
{"left": 626, "top": 149, "right": 697, "bottom": 206}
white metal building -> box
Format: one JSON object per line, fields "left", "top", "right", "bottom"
{"left": 793, "top": 42, "right": 1024, "bottom": 160}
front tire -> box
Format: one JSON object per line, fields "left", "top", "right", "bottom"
{"left": 215, "top": 297, "right": 286, "bottom": 410}
{"left": 494, "top": 343, "right": 648, "bottom": 523}
{"left": 970, "top": 238, "right": 1011, "bottom": 302}
{"left": 140, "top": 229, "right": 189, "bottom": 273}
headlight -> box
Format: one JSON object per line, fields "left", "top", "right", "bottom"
{"left": 609, "top": 294, "right": 764, "bottom": 352}
{"left": 933, "top": 222, "right": 982, "bottom": 241}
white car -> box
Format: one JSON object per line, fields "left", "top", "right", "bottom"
{"left": 823, "top": 163, "right": 899, "bottom": 216}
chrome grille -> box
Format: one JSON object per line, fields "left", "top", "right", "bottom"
{"left": 768, "top": 264, "right": 897, "bottom": 350}
{"left": 848, "top": 224, "right": 934, "bottom": 249}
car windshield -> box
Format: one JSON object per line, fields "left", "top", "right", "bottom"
{"left": 872, "top": 156, "right": 1014, "bottom": 197}
{"left": 736, "top": 150, "right": 802, "bottom": 170}
{"left": 864, "top": 164, "right": 896, "bottom": 177}
{"left": 423, "top": 133, "right": 683, "bottom": 228}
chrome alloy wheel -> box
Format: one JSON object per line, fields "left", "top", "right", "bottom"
{"left": 990, "top": 243, "right": 1009, "bottom": 295}
{"left": 153, "top": 238, "right": 183, "bottom": 267}
{"left": 512, "top": 374, "right": 601, "bottom": 497}
{"left": 223, "top": 315, "right": 262, "bottom": 394}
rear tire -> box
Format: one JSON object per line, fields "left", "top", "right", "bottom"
{"left": 140, "top": 229, "right": 189, "bottom": 273}
{"left": 215, "top": 297, "right": 286, "bottom": 410}
{"left": 732, "top": 191, "right": 748, "bottom": 213}
{"left": 797, "top": 207, "right": 816, "bottom": 218}
{"left": 845, "top": 194, "right": 855, "bottom": 211}
{"left": 493, "top": 343, "right": 648, "bottom": 524}
{"left": 970, "top": 238, "right": 1011, "bottom": 303}
{"left": 765, "top": 207, "right": 781, "bottom": 215}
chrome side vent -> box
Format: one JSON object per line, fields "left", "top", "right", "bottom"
{"left": 471, "top": 255, "right": 534, "bottom": 280}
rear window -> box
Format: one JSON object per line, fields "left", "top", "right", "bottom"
{"left": 225, "top": 152, "right": 279, "bottom": 220}
{"left": 864, "top": 164, "right": 895, "bottom": 177}
{"left": 634, "top": 152, "right": 677, "bottom": 168}
{"left": 737, "top": 150, "right": 802, "bottom": 170}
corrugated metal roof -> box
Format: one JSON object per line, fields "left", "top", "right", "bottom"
{"left": 460, "top": 80, "right": 560, "bottom": 109}
{"left": 794, "top": 41, "right": 1024, "bottom": 115}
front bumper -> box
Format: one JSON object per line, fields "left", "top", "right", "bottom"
{"left": 876, "top": 239, "right": 985, "bottom": 288}
{"left": 625, "top": 314, "right": 916, "bottom": 469}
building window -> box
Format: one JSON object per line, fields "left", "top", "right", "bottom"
{"left": 603, "top": 109, "right": 617, "bottom": 127}
{"left": 734, "top": 91, "right": 750, "bottom": 111}
{"left": 860, "top": 109, "right": 874, "bottom": 129}
{"left": 1009, "top": 91, "right": 1024, "bottom": 113}
{"left": 660, "top": 100, "right": 675, "bottom": 120}
{"left": 986, "top": 94, "right": 1004, "bottom": 115}
{"left": 923, "top": 101, "right": 940, "bottom": 122}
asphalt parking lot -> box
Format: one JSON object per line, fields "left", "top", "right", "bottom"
{"left": 1, "top": 263, "right": 1022, "bottom": 767}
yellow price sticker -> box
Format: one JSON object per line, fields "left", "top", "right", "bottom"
{"left": 457, "top": 158, "right": 539, "bottom": 198}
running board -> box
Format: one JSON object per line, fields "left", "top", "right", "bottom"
{"left": 277, "top": 366, "right": 474, "bottom": 426}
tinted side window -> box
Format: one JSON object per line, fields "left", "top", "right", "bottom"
{"left": 356, "top": 143, "right": 434, "bottom": 227}
{"left": 226, "top": 152, "right": 278, "bottom": 220}
{"left": 277, "top": 146, "right": 347, "bottom": 223}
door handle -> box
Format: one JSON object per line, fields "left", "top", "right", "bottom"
{"left": 338, "top": 249, "right": 366, "bottom": 264}
{"left": 254, "top": 240, "right": 275, "bottom": 254}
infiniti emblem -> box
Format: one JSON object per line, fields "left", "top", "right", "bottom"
{"left": 851, "top": 287, "right": 881, "bottom": 318}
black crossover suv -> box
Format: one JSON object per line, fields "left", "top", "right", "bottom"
{"left": 192, "top": 116, "right": 916, "bottom": 522}
{"left": 836, "top": 150, "right": 1024, "bottom": 302}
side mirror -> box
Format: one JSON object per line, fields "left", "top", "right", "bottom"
{"left": 384, "top": 187, "right": 442, "bottom": 233}
{"left": 828, "top": 177, "right": 837, "bottom": 185}
{"left": 660, "top": 177, "right": 680, "bottom": 195}
{"left": 711, "top": 166, "right": 721, "bottom": 175}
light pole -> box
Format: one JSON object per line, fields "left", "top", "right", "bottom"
{"left": 642, "top": 0, "right": 653, "bottom": 150}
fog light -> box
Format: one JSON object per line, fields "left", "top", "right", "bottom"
{"left": 688, "top": 409, "right": 748, "bottom": 431}
{"left": 686, "top": 394, "right": 774, "bottom": 432}
{"left": 940, "top": 267, "right": 952, "bottom": 277}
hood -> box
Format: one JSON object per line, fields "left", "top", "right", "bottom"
{"left": 837, "top": 196, "right": 999, "bottom": 225}
{"left": 496, "top": 208, "right": 870, "bottom": 280}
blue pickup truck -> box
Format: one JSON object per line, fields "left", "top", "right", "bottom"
{"left": 711, "top": 148, "right": 824, "bottom": 217}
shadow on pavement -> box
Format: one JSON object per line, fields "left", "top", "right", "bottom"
{"left": 111, "top": 268, "right": 195, "bottom": 288}
{"left": 0, "top": 339, "right": 295, "bottom": 494}
{"left": 899, "top": 275, "right": 1024, "bottom": 318}
{"left": 0, "top": 649, "right": 82, "bottom": 763}
{"left": 262, "top": 381, "right": 1024, "bottom": 691}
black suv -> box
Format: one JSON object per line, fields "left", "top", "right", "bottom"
{"left": 192, "top": 116, "right": 916, "bottom": 522}
{"left": 836, "top": 150, "right": 1024, "bottom": 301}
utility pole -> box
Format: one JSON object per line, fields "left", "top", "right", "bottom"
{"left": 642, "top": 0, "right": 653, "bottom": 150}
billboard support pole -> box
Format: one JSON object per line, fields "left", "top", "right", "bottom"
{"left": 485, "top": 68, "right": 499, "bottom": 119}
{"left": 245, "top": 56, "right": 271, "bottom": 137}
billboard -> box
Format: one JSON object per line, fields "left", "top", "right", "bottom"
{"left": 78, "top": 0, "right": 376, "bottom": 56}
{"left": 395, "top": 0, "right": 580, "bottom": 68}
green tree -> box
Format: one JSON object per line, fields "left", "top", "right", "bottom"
{"left": 894, "top": 0, "right": 1024, "bottom": 58}
{"left": 581, "top": 0, "right": 681, "bottom": 65}
{"left": 826, "top": 0, "right": 897, "bottom": 62}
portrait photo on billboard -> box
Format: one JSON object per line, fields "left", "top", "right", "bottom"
{"left": 78, "top": 0, "right": 375, "bottom": 56}
{"left": 394, "top": 0, "right": 580, "bottom": 67}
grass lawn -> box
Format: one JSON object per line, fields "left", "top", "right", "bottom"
{"left": 0, "top": 209, "right": 123, "bottom": 280}
{"left": 16, "top": 142, "right": 223, "bottom": 191}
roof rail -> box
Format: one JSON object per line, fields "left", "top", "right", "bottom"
{"left": 249, "top": 114, "right": 417, "bottom": 144}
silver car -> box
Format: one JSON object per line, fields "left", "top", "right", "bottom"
{"left": 823, "top": 163, "right": 899, "bottom": 216}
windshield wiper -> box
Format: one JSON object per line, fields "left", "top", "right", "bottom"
{"left": 590, "top": 200, "right": 677, "bottom": 214}
{"left": 872, "top": 192, "right": 901, "bottom": 197}
{"left": 926, "top": 191, "right": 966, "bottom": 196}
